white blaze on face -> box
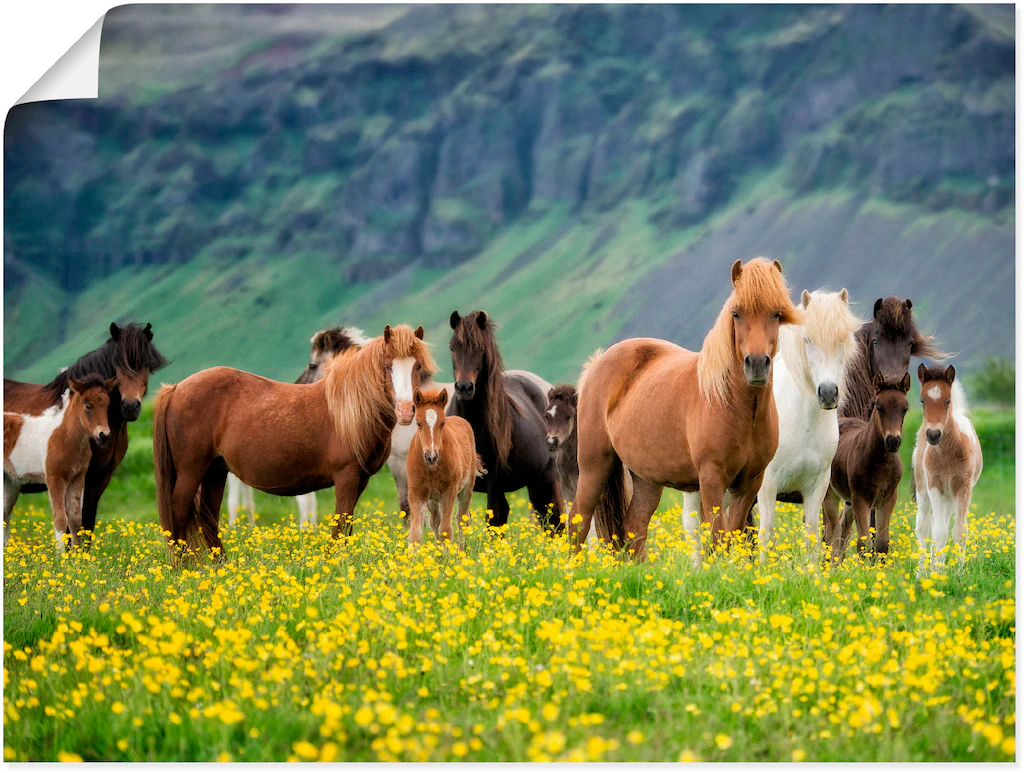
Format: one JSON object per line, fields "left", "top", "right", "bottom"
{"left": 924, "top": 385, "right": 946, "bottom": 432}
{"left": 392, "top": 357, "right": 416, "bottom": 424}
{"left": 426, "top": 408, "right": 438, "bottom": 453}
{"left": 927, "top": 385, "right": 942, "bottom": 401}
{"left": 546, "top": 406, "right": 557, "bottom": 417}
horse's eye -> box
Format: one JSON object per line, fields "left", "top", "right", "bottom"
{"left": 773, "top": 311, "right": 781, "bottom": 320}
{"left": 386, "top": 364, "right": 393, "bottom": 371}
{"left": 732, "top": 311, "right": 740, "bottom": 320}
{"left": 415, "top": 363, "right": 421, "bottom": 371}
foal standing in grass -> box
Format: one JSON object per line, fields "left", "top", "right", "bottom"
{"left": 823, "top": 372, "right": 910, "bottom": 563}
{"left": 4, "top": 376, "right": 117, "bottom": 549}
{"left": 407, "top": 388, "right": 484, "bottom": 549}
{"left": 913, "top": 364, "right": 983, "bottom": 574}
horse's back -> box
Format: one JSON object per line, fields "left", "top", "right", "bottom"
{"left": 4, "top": 378, "right": 59, "bottom": 416}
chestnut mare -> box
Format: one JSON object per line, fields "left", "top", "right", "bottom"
{"left": 913, "top": 364, "right": 983, "bottom": 574}
{"left": 823, "top": 372, "right": 910, "bottom": 564}
{"left": 154, "top": 325, "right": 436, "bottom": 555}
{"left": 569, "top": 258, "right": 803, "bottom": 559}
{"left": 4, "top": 322, "right": 168, "bottom": 540}
{"left": 4, "top": 375, "right": 117, "bottom": 549}
{"left": 448, "top": 311, "right": 562, "bottom": 532}
{"left": 406, "top": 388, "right": 484, "bottom": 550}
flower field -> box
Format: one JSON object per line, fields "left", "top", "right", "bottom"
{"left": 2, "top": 493, "right": 1015, "bottom": 762}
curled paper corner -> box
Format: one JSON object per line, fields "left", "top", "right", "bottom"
{"left": 17, "top": 15, "right": 105, "bottom": 105}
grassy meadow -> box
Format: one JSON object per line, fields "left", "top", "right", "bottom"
{"left": 2, "top": 402, "right": 1015, "bottom": 761}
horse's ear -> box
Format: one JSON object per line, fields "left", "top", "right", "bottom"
{"left": 773, "top": 259, "right": 782, "bottom": 273}
{"left": 143, "top": 322, "right": 153, "bottom": 341}
{"left": 944, "top": 365, "right": 956, "bottom": 384}
{"left": 109, "top": 322, "right": 121, "bottom": 341}
{"left": 872, "top": 371, "right": 885, "bottom": 393}
{"left": 730, "top": 259, "right": 743, "bottom": 286}
{"left": 800, "top": 289, "right": 811, "bottom": 308}
{"left": 873, "top": 298, "right": 883, "bottom": 318}
{"left": 839, "top": 288, "right": 849, "bottom": 304}
{"left": 476, "top": 311, "right": 488, "bottom": 330}
{"left": 413, "top": 388, "right": 422, "bottom": 406}
{"left": 450, "top": 311, "right": 461, "bottom": 330}
{"left": 103, "top": 377, "right": 118, "bottom": 393}
{"left": 901, "top": 372, "right": 912, "bottom": 394}
{"left": 905, "top": 298, "right": 913, "bottom": 310}
{"left": 547, "top": 387, "right": 556, "bottom": 402}
{"left": 68, "top": 378, "right": 85, "bottom": 395}
{"left": 917, "top": 362, "right": 927, "bottom": 382}
{"left": 438, "top": 387, "right": 448, "bottom": 406}
{"left": 414, "top": 325, "right": 424, "bottom": 340}
{"left": 383, "top": 325, "right": 392, "bottom": 344}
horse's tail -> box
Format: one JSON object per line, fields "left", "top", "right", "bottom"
{"left": 475, "top": 453, "right": 487, "bottom": 478}
{"left": 153, "top": 384, "right": 181, "bottom": 542}
{"left": 593, "top": 455, "right": 630, "bottom": 550}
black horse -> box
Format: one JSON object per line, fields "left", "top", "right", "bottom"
{"left": 447, "top": 310, "right": 562, "bottom": 532}
{"left": 4, "top": 322, "right": 168, "bottom": 539}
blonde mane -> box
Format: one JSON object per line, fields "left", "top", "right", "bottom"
{"left": 698, "top": 258, "right": 803, "bottom": 404}
{"left": 576, "top": 348, "right": 605, "bottom": 399}
{"left": 324, "top": 325, "right": 437, "bottom": 471}
{"left": 779, "top": 289, "right": 865, "bottom": 409}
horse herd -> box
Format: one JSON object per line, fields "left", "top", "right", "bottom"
{"left": 3, "top": 258, "right": 982, "bottom": 573}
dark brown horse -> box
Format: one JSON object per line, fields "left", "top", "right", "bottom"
{"left": 448, "top": 311, "right": 562, "bottom": 531}
{"left": 153, "top": 325, "right": 435, "bottom": 556}
{"left": 569, "top": 258, "right": 803, "bottom": 560}
{"left": 824, "top": 372, "right": 911, "bottom": 563}
{"left": 4, "top": 322, "right": 168, "bottom": 539}
{"left": 841, "top": 297, "right": 944, "bottom": 420}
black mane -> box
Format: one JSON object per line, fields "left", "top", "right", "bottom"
{"left": 44, "top": 323, "right": 168, "bottom": 398}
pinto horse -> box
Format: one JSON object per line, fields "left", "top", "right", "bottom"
{"left": 153, "top": 325, "right": 435, "bottom": 555}
{"left": 448, "top": 311, "right": 562, "bottom": 531}
{"left": 569, "top": 258, "right": 803, "bottom": 560}
{"left": 4, "top": 322, "right": 168, "bottom": 539}
{"left": 841, "top": 296, "right": 944, "bottom": 421}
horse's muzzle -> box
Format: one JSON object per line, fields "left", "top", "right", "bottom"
{"left": 94, "top": 430, "right": 111, "bottom": 449}
{"left": 743, "top": 354, "right": 771, "bottom": 386}
{"left": 885, "top": 435, "right": 902, "bottom": 453}
{"left": 424, "top": 450, "right": 439, "bottom": 466}
{"left": 546, "top": 436, "right": 559, "bottom": 453}
{"left": 121, "top": 399, "right": 142, "bottom": 421}
{"left": 454, "top": 381, "right": 476, "bottom": 401}
{"left": 396, "top": 401, "right": 414, "bottom": 425}
{"left": 817, "top": 382, "right": 839, "bottom": 410}
{"left": 925, "top": 428, "right": 942, "bottom": 445}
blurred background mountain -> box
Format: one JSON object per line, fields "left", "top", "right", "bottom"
{"left": 4, "top": 3, "right": 1014, "bottom": 384}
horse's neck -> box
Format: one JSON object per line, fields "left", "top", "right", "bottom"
{"left": 53, "top": 407, "right": 90, "bottom": 457}
{"left": 727, "top": 366, "right": 774, "bottom": 422}
{"left": 774, "top": 355, "right": 825, "bottom": 427}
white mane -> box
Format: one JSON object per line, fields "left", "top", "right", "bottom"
{"left": 950, "top": 378, "right": 969, "bottom": 420}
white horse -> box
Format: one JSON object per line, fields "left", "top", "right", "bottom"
{"left": 387, "top": 370, "right": 552, "bottom": 515}
{"left": 226, "top": 326, "right": 369, "bottom": 529}
{"left": 683, "top": 289, "right": 863, "bottom": 560}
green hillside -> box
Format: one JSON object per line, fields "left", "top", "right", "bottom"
{"left": 4, "top": 4, "right": 1014, "bottom": 384}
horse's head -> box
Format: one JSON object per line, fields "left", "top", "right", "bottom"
{"left": 68, "top": 375, "right": 118, "bottom": 448}
{"left": 413, "top": 388, "right": 449, "bottom": 466}
{"left": 109, "top": 321, "right": 168, "bottom": 421}
{"left": 382, "top": 324, "right": 433, "bottom": 426}
{"left": 918, "top": 363, "right": 956, "bottom": 446}
{"left": 871, "top": 371, "right": 910, "bottom": 452}
{"left": 728, "top": 259, "right": 803, "bottom": 387}
{"left": 301, "top": 326, "right": 366, "bottom": 384}
{"left": 866, "top": 297, "right": 939, "bottom": 388}
{"left": 545, "top": 384, "right": 577, "bottom": 454}
{"left": 449, "top": 310, "right": 498, "bottom": 402}
{"left": 793, "top": 288, "right": 862, "bottom": 410}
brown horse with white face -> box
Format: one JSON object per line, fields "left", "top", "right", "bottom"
{"left": 153, "top": 325, "right": 435, "bottom": 557}
{"left": 569, "top": 258, "right": 803, "bottom": 559}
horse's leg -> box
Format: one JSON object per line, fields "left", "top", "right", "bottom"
{"left": 390, "top": 460, "right": 411, "bottom": 519}
{"left": 80, "top": 427, "right": 126, "bottom": 544}
{"left": 802, "top": 475, "right": 831, "bottom": 562}
{"left": 198, "top": 465, "right": 227, "bottom": 555}
{"left": 407, "top": 490, "right": 426, "bottom": 547}
{"left": 169, "top": 467, "right": 205, "bottom": 554}
{"left": 485, "top": 474, "right": 511, "bottom": 532}
{"left": 569, "top": 448, "right": 615, "bottom": 552}
{"left": 726, "top": 482, "right": 760, "bottom": 553}
{"left": 527, "top": 462, "right": 563, "bottom": 534}
{"left": 914, "top": 480, "right": 933, "bottom": 576}
{"left": 849, "top": 496, "right": 872, "bottom": 559}
{"left": 4, "top": 476, "right": 20, "bottom": 548}
{"left": 755, "top": 477, "right": 779, "bottom": 562}
{"left": 64, "top": 471, "right": 88, "bottom": 548}
{"left": 332, "top": 465, "right": 365, "bottom": 538}
{"left": 698, "top": 465, "right": 729, "bottom": 551}
{"left": 244, "top": 484, "right": 256, "bottom": 525}
{"left": 620, "top": 476, "right": 663, "bottom": 561}
{"left": 821, "top": 490, "right": 842, "bottom": 565}
{"left": 873, "top": 490, "right": 897, "bottom": 563}
{"left": 48, "top": 476, "right": 70, "bottom": 553}
{"left": 456, "top": 482, "right": 472, "bottom": 551}
{"left": 297, "top": 493, "right": 317, "bottom": 530}
{"left": 438, "top": 490, "right": 457, "bottom": 546}
{"left": 952, "top": 488, "right": 971, "bottom": 567}
{"left": 930, "top": 495, "right": 953, "bottom": 571}
{"left": 681, "top": 490, "right": 703, "bottom": 565}
{"left": 226, "top": 474, "right": 241, "bottom": 526}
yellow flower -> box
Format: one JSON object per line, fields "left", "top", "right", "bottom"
{"left": 792, "top": 749, "right": 807, "bottom": 762}
{"left": 292, "top": 741, "right": 318, "bottom": 760}
{"left": 627, "top": 730, "right": 645, "bottom": 745}
{"left": 451, "top": 742, "right": 469, "bottom": 758}
{"left": 715, "top": 734, "right": 733, "bottom": 751}
{"left": 110, "top": 702, "right": 124, "bottom": 715}
{"left": 57, "top": 752, "right": 83, "bottom": 762}
{"left": 354, "top": 707, "right": 374, "bottom": 727}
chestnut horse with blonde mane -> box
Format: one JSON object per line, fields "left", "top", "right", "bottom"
{"left": 568, "top": 258, "right": 803, "bottom": 559}
{"left": 154, "top": 325, "right": 436, "bottom": 555}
